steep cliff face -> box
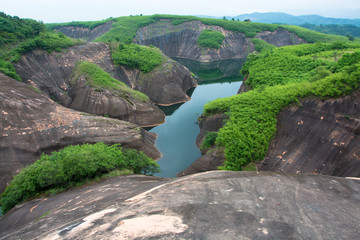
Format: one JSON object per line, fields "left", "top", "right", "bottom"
{"left": 134, "top": 57, "right": 197, "bottom": 105}
{"left": 259, "top": 91, "right": 360, "bottom": 177}
{"left": 134, "top": 20, "right": 305, "bottom": 62}
{"left": 0, "top": 73, "right": 161, "bottom": 193}
{"left": 13, "top": 43, "right": 168, "bottom": 126}
{"left": 1, "top": 171, "right": 359, "bottom": 240}
{"left": 54, "top": 21, "right": 114, "bottom": 42}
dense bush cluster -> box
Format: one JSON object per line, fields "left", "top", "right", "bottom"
{"left": 73, "top": 61, "right": 149, "bottom": 101}
{"left": 241, "top": 41, "right": 360, "bottom": 89}
{"left": 197, "top": 29, "right": 225, "bottom": 49}
{"left": 111, "top": 43, "right": 164, "bottom": 73}
{"left": 0, "top": 12, "right": 45, "bottom": 46}
{"left": 0, "top": 143, "right": 159, "bottom": 214}
{"left": 203, "top": 43, "right": 360, "bottom": 171}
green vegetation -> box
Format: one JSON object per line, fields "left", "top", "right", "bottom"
{"left": 300, "top": 23, "right": 360, "bottom": 38}
{"left": 200, "top": 131, "right": 218, "bottom": 151}
{"left": 280, "top": 25, "right": 352, "bottom": 43}
{"left": 197, "top": 29, "right": 225, "bottom": 49}
{"left": 0, "top": 142, "right": 159, "bottom": 214}
{"left": 73, "top": 61, "right": 149, "bottom": 102}
{"left": 0, "top": 12, "right": 80, "bottom": 81}
{"left": 203, "top": 42, "right": 360, "bottom": 171}
{"left": 111, "top": 43, "right": 164, "bottom": 73}
{"left": 47, "top": 19, "right": 112, "bottom": 31}
{"left": 251, "top": 38, "right": 275, "bottom": 52}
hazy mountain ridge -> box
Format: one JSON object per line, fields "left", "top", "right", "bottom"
{"left": 198, "top": 12, "right": 360, "bottom": 26}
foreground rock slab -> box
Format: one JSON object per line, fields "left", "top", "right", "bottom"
{"left": 1, "top": 171, "right": 359, "bottom": 239}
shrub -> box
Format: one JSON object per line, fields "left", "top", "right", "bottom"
{"left": 111, "top": 43, "right": 164, "bottom": 73}
{"left": 0, "top": 143, "right": 159, "bottom": 214}
{"left": 200, "top": 131, "right": 218, "bottom": 151}
{"left": 197, "top": 29, "right": 225, "bottom": 49}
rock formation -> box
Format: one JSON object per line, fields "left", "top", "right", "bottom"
{"left": 259, "top": 91, "right": 360, "bottom": 177}
{"left": 13, "top": 42, "right": 196, "bottom": 124}
{"left": 1, "top": 171, "right": 359, "bottom": 239}
{"left": 134, "top": 20, "right": 305, "bottom": 62}
{"left": 132, "top": 57, "right": 197, "bottom": 105}
{"left": 54, "top": 21, "right": 114, "bottom": 42}
{"left": 0, "top": 73, "right": 160, "bottom": 193}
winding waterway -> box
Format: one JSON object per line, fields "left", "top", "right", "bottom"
{"left": 150, "top": 59, "right": 244, "bottom": 178}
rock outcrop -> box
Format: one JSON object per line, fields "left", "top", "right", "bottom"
{"left": 133, "top": 57, "right": 197, "bottom": 105}
{"left": 54, "top": 21, "right": 114, "bottom": 42}
{"left": 1, "top": 171, "right": 359, "bottom": 239}
{"left": 134, "top": 20, "right": 305, "bottom": 62}
{"left": 259, "top": 91, "right": 360, "bottom": 177}
{"left": 0, "top": 73, "right": 161, "bottom": 193}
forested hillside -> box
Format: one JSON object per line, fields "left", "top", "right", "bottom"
{"left": 0, "top": 12, "right": 80, "bottom": 80}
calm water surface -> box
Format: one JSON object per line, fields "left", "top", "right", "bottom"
{"left": 151, "top": 80, "right": 242, "bottom": 178}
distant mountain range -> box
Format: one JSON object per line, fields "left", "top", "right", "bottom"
{"left": 197, "top": 12, "right": 360, "bottom": 27}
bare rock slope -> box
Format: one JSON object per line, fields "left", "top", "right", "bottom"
{"left": 0, "top": 73, "right": 160, "bottom": 192}
{"left": 1, "top": 171, "right": 359, "bottom": 239}
{"left": 260, "top": 91, "right": 360, "bottom": 177}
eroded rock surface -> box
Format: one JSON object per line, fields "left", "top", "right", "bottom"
{"left": 54, "top": 21, "right": 114, "bottom": 42}
{"left": 134, "top": 20, "right": 305, "bottom": 62}
{"left": 260, "top": 91, "right": 360, "bottom": 177}
{"left": 1, "top": 171, "right": 359, "bottom": 239}
{"left": 133, "top": 57, "right": 197, "bottom": 105}
{"left": 0, "top": 74, "right": 160, "bottom": 192}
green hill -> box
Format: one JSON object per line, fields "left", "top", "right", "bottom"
{"left": 203, "top": 41, "right": 360, "bottom": 170}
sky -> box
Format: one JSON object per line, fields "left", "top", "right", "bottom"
{"left": 1, "top": 0, "right": 360, "bottom": 23}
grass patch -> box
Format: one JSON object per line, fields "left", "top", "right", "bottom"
{"left": 111, "top": 43, "right": 164, "bottom": 73}
{"left": 0, "top": 142, "right": 159, "bottom": 214}
{"left": 251, "top": 38, "right": 276, "bottom": 52}
{"left": 197, "top": 29, "right": 225, "bottom": 49}
{"left": 73, "top": 61, "right": 149, "bottom": 102}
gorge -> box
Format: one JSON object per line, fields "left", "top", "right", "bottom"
{"left": 0, "top": 13, "right": 360, "bottom": 239}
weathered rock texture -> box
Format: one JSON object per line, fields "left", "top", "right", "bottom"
{"left": 0, "top": 73, "right": 160, "bottom": 193}
{"left": 54, "top": 21, "right": 114, "bottom": 42}
{"left": 260, "top": 91, "right": 360, "bottom": 177}
{"left": 134, "top": 20, "right": 305, "bottom": 62}
{"left": 1, "top": 171, "right": 359, "bottom": 239}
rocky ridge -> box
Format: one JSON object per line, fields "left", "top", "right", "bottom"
{"left": 134, "top": 20, "right": 305, "bottom": 62}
